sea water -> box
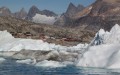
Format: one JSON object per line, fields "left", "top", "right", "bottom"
{"left": 0, "top": 59, "right": 120, "bottom": 75}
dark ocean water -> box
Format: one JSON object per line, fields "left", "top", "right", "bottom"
{"left": 0, "top": 59, "right": 120, "bottom": 75}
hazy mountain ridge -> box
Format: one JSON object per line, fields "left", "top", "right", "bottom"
{"left": 14, "top": 8, "right": 27, "bottom": 19}
{"left": 0, "top": 15, "right": 95, "bottom": 46}
{"left": 0, "top": 5, "right": 58, "bottom": 24}
{"left": 54, "top": 3, "right": 85, "bottom": 26}
{"left": 75, "top": 0, "right": 120, "bottom": 31}
{"left": 26, "top": 5, "right": 57, "bottom": 21}
{"left": 0, "top": 7, "right": 12, "bottom": 16}
{"left": 55, "top": 0, "right": 120, "bottom": 32}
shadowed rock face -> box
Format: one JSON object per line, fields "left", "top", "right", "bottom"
{"left": 42, "top": 10, "right": 58, "bottom": 17}
{"left": 77, "top": 0, "right": 120, "bottom": 31}
{"left": 14, "top": 8, "right": 27, "bottom": 19}
{"left": 25, "top": 6, "right": 40, "bottom": 20}
{"left": 55, "top": 0, "right": 120, "bottom": 32}
{"left": 75, "top": 0, "right": 120, "bottom": 31}
{"left": 54, "top": 3, "right": 85, "bottom": 26}
{"left": 65, "top": 3, "right": 78, "bottom": 17}
{"left": 25, "top": 5, "right": 57, "bottom": 21}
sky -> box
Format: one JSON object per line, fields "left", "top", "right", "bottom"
{"left": 0, "top": 0, "right": 96, "bottom": 14}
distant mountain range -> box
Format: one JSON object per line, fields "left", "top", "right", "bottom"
{"left": 0, "top": 0, "right": 120, "bottom": 45}
{"left": 0, "top": 5, "right": 58, "bottom": 24}
{"left": 54, "top": 3, "right": 85, "bottom": 26}
{"left": 25, "top": 5, "right": 58, "bottom": 24}
{"left": 0, "top": 0, "right": 120, "bottom": 31}
{"left": 0, "top": 3, "right": 85, "bottom": 25}
{"left": 55, "top": 0, "right": 120, "bottom": 31}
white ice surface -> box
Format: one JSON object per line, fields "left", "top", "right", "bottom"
{"left": 0, "top": 30, "right": 87, "bottom": 51}
{"left": 35, "top": 60, "right": 66, "bottom": 68}
{"left": 32, "top": 13, "right": 56, "bottom": 25}
{"left": 0, "top": 57, "right": 6, "bottom": 63}
{"left": 16, "top": 59, "right": 35, "bottom": 64}
{"left": 77, "top": 24, "right": 120, "bottom": 69}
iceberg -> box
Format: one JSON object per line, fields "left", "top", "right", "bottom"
{"left": 0, "top": 30, "right": 87, "bottom": 51}
{"left": 77, "top": 24, "right": 120, "bottom": 69}
{"left": 90, "top": 24, "right": 120, "bottom": 45}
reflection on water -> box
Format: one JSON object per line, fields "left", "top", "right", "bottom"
{"left": 0, "top": 59, "right": 120, "bottom": 75}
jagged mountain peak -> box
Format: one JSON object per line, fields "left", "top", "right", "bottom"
{"left": 25, "top": 5, "right": 58, "bottom": 24}
{"left": 0, "top": 6, "right": 9, "bottom": 10}
{"left": 42, "top": 9, "right": 57, "bottom": 17}
{"left": 66, "top": 2, "right": 78, "bottom": 16}
{"left": 14, "top": 7, "right": 27, "bottom": 19}
{"left": 26, "top": 5, "right": 40, "bottom": 20}
{"left": 72, "top": 0, "right": 120, "bottom": 31}
{"left": 54, "top": 2, "right": 85, "bottom": 26}
{"left": 68, "top": 2, "right": 76, "bottom": 8}
{"left": 0, "top": 6, "right": 11, "bottom": 16}
{"left": 30, "top": 5, "right": 39, "bottom": 9}
{"left": 77, "top": 4, "right": 85, "bottom": 11}
{"left": 20, "top": 8, "right": 26, "bottom": 12}
{"left": 29, "top": 5, "right": 40, "bottom": 13}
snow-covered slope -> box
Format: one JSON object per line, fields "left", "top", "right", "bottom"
{"left": 32, "top": 13, "right": 56, "bottom": 25}
{"left": 77, "top": 24, "right": 120, "bottom": 69}
{"left": 0, "top": 30, "right": 87, "bottom": 51}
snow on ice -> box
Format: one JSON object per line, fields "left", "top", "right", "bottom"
{"left": 77, "top": 24, "right": 120, "bottom": 69}
{"left": 0, "top": 30, "right": 87, "bottom": 51}
{"left": 35, "top": 60, "right": 66, "bottom": 68}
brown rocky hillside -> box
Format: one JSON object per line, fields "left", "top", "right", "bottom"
{"left": 0, "top": 16, "right": 95, "bottom": 46}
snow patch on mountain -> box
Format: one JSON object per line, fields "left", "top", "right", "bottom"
{"left": 32, "top": 13, "right": 56, "bottom": 25}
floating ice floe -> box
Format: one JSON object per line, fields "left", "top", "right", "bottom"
{"left": 35, "top": 60, "right": 66, "bottom": 68}
{"left": 0, "top": 57, "right": 6, "bottom": 63}
{"left": 16, "top": 59, "right": 35, "bottom": 65}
